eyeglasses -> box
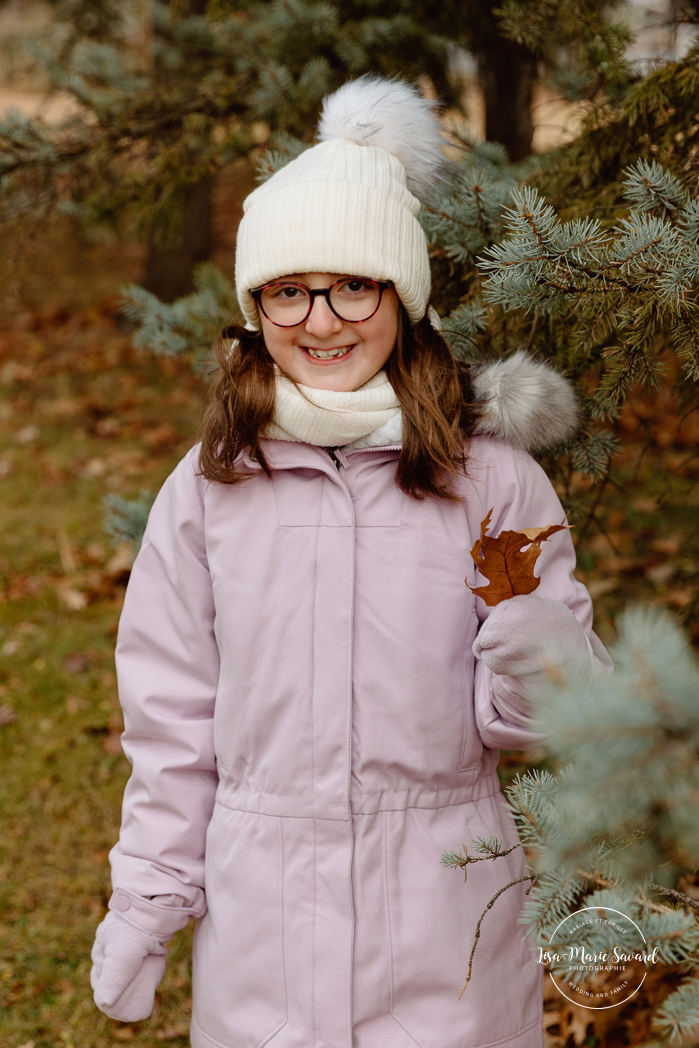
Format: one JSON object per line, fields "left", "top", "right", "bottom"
{"left": 250, "top": 277, "right": 392, "bottom": 327}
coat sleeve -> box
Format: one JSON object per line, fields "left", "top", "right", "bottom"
{"left": 108, "top": 447, "right": 220, "bottom": 939}
{"left": 464, "top": 438, "right": 612, "bottom": 752}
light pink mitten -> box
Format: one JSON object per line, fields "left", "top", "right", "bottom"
{"left": 472, "top": 593, "right": 590, "bottom": 690}
{"left": 91, "top": 911, "right": 168, "bottom": 1022}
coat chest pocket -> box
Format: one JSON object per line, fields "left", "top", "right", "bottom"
{"left": 272, "top": 469, "right": 354, "bottom": 527}
{"left": 192, "top": 806, "right": 288, "bottom": 1048}
{"left": 272, "top": 468, "right": 323, "bottom": 526}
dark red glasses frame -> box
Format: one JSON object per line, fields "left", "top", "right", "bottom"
{"left": 250, "top": 278, "right": 392, "bottom": 327}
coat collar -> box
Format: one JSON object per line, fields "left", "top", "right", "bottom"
{"left": 241, "top": 350, "right": 580, "bottom": 472}
{"left": 241, "top": 439, "right": 400, "bottom": 474}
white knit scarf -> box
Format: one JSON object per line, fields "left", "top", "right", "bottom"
{"left": 263, "top": 366, "right": 402, "bottom": 448}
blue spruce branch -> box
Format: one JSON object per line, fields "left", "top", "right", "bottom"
{"left": 103, "top": 491, "right": 155, "bottom": 552}
{"left": 445, "top": 606, "right": 699, "bottom": 1036}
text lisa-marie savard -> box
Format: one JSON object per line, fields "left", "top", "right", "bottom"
{"left": 538, "top": 947, "right": 660, "bottom": 969}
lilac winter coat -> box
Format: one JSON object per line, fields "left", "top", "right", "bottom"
{"left": 108, "top": 433, "right": 607, "bottom": 1048}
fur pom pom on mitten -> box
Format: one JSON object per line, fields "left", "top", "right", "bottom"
{"left": 91, "top": 911, "right": 168, "bottom": 1022}
{"left": 472, "top": 594, "right": 590, "bottom": 692}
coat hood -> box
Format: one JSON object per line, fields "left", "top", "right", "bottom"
{"left": 472, "top": 350, "right": 579, "bottom": 452}
{"left": 347, "top": 349, "right": 580, "bottom": 453}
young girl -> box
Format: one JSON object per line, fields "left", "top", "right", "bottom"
{"left": 90, "top": 77, "right": 610, "bottom": 1048}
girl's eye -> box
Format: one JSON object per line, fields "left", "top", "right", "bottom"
{"left": 271, "top": 285, "right": 306, "bottom": 301}
{"left": 336, "top": 279, "right": 373, "bottom": 297}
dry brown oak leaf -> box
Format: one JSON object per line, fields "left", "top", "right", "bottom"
{"left": 467, "top": 509, "right": 572, "bottom": 607}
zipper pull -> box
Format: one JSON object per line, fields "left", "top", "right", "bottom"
{"left": 333, "top": 447, "right": 350, "bottom": 468}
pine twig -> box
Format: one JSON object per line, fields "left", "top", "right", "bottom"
{"left": 442, "top": 841, "right": 524, "bottom": 881}
{"left": 649, "top": 879, "right": 699, "bottom": 915}
{"left": 458, "top": 875, "right": 534, "bottom": 1000}
{"left": 634, "top": 889, "right": 676, "bottom": 915}
{"left": 523, "top": 309, "right": 539, "bottom": 353}
{"left": 576, "top": 471, "right": 610, "bottom": 546}
{"left": 575, "top": 869, "right": 615, "bottom": 889}
{"left": 422, "top": 202, "right": 480, "bottom": 233}
{"left": 475, "top": 842, "right": 523, "bottom": 861}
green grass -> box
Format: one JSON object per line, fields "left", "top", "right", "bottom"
{"left": 0, "top": 234, "right": 204, "bottom": 1046}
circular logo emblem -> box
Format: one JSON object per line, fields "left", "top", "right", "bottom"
{"left": 538, "top": 906, "right": 658, "bottom": 1009}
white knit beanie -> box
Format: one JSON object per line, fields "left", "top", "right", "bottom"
{"left": 235, "top": 76, "right": 444, "bottom": 330}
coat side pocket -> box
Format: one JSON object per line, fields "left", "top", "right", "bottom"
{"left": 458, "top": 619, "right": 482, "bottom": 775}
{"left": 383, "top": 803, "right": 542, "bottom": 1048}
{"left": 192, "top": 806, "right": 288, "bottom": 1048}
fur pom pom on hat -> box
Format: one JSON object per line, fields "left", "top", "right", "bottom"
{"left": 317, "top": 77, "right": 444, "bottom": 200}
{"left": 472, "top": 351, "right": 580, "bottom": 451}
{"left": 235, "top": 76, "right": 443, "bottom": 329}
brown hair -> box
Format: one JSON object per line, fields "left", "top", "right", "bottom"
{"left": 199, "top": 306, "right": 479, "bottom": 501}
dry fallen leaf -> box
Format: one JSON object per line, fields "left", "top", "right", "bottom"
{"left": 585, "top": 578, "right": 617, "bottom": 600}
{"left": 14, "top": 425, "right": 39, "bottom": 445}
{"left": 63, "top": 651, "right": 91, "bottom": 674}
{"left": 105, "top": 543, "right": 134, "bottom": 576}
{"left": 111, "top": 1027, "right": 135, "bottom": 1042}
{"left": 156, "top": 1025, "right": 190, "bottom": 1041}
{"left": 55, "top": 579, "right": 88, "bottom": 611}
{"left": 0, "top": 704, "right": 17, "bottom": 726}
{"left": 101, "top": 734, "right": 123, "bottom": 755}
{"left": 467, "top": 509, "right": 572, "bottom": 607}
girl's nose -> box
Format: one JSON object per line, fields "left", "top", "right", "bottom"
{"left": 304, "top": 294, "right": 343, "bottom": 339}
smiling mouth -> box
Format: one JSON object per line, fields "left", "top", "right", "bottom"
{"left": 301, "top": 345, "right": 355, "bottom": 361}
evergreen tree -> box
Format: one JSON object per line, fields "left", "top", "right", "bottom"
{"left": 443, "top": 606, "right": 699, "bottom": 1042}
{"left": 538, "top": 42, "right": 699, "bottom": 212}
{"left": 0, "top": 0, "right": 448, "bottom": 297}
{"left": 461, "top": 0, "right": 632, "bottom": 160}
{"left": 0, "top": 0, "right": 628, "bottom": 297}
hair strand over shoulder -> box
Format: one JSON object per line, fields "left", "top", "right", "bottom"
{"left": 199, "top": 308, "right": 480, "bottom": 500}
